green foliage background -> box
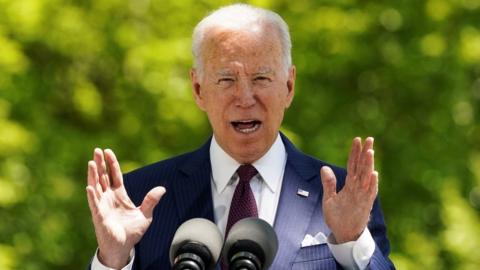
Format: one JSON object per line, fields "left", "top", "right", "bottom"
{"left": 1, "top": 0, "right": 479, "bottom": 269}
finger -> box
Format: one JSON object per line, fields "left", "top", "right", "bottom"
{"left": 94, "top": 148, "right": 110, "bottom": 191}
{"left": 367, "top": 171, "right": 379, "bottom": 202}
{"left": 367, "top": 137, "right": 375, "bottom": 170}
{"left": 86, "top": 186, "right": 100, "bottom": 216}
{"left": 357, "top": 137, "right": 373, "bottom": 170}
{"left": 347, "top": 137, "right": 362, "bottom": 174}
{"left": 104, "top": 149, "right": 124, "bottom": 188}
{"left": 88, "top": 161, "right": 102, "bottom": 197}
{"left": 361, "top": 137, "right": 374, "bottom": 157}
{"left": 358, "top": 149, "right": 374, "bottom": 189}
{"left": 94, "top": 148, "right": 107, "bottom": 175}
{"left": 363, "top": 137, "right": 375, "bottom": 171}
{"left": 320, "top": 166, "right": 337, "bottom": 201}
{"left": 355, "top": 137, "right": 374, "bottom": 186}
{"left": 140, "top": 187, "right": 166, "bottom": 219}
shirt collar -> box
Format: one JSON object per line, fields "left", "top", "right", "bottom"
{"left": 210, "top": 133, "right": 286, "bottom": 193}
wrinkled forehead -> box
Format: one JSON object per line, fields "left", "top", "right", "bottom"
{"left": 201, "top": 26, "right": 283, "bottom": 66}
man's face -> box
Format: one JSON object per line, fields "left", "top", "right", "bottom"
{"left": 191, "top": 26, "right": 295, "bottom": 164}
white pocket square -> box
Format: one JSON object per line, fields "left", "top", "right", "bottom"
{"left": 301, "top": 231, "right": 328, "bottom": 247}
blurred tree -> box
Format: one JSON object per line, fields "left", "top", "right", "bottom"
{"left": 0, "top": 0, "right": 479, "bottom": 269}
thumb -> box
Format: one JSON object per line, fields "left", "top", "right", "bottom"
{"left": 140, "top": 186, "right": 166, "bottom": 219}
{"left": 320, "top": 166, "right": 337, "bottom": 201}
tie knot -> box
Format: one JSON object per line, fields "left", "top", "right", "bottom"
{"left": 237, "top": 164, "right": 258, "bottom": 183}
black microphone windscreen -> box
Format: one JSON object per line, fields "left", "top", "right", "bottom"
{"left": 169, "top": 218, "right": 223, "bottom": 269}
{"left": 223, "top": 218, "right": 279, "bottom": 269}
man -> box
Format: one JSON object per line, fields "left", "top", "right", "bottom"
{"left": 86, "top": 4, "right": 395, "bottom": 270}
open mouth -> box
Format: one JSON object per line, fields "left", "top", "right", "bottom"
{"left": 231, "top": 120, "right": 262, "bottom": 134}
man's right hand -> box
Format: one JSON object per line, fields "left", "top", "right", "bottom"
{"left": 86, "top": 148, "right": 166, "bottom": 269}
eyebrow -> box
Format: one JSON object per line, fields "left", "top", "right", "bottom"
{"left": 215, "top": 67, "right": 275, "bottom": 77}
{"left": 253, "top": 67, "right": 274, "bottom": 76}
{"left": 216, "top": 69, "right": 235, "bottom": 76}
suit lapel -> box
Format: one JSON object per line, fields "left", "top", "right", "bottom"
{"left": 172, "top": 138, "right": 215, "bottom": 223}
{"left": 169, "top": 134, "right": 328, "bottom": 269}
{"left": 271, "top": 134, "right": 324, "bottom": 269}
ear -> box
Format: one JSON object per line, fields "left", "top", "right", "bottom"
{"left": 285, "top": 65, "right": 296, "bottom": 108}
{"left": 190, "top": 69, "right": 206, "bottom": 111}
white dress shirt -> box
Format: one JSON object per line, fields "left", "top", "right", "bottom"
{"left": 91, "top": 133, "right": 375, "bottom": 270}
{"left": 209, "top": 133, "right": 286, "bottom": 236}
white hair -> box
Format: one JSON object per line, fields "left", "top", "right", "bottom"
{"left": 192, "top": 4, "right": 292, "bottom": 75}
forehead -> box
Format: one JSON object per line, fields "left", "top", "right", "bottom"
{"left": 201, "top": 26, "right": 283, "bottom": 69}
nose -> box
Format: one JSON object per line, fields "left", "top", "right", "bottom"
{"left": 234, "top": 78, "right": 256, "bottom": 108}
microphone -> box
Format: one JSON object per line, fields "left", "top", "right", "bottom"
{"left": 223, "top": 218, "right": 278, "bottom": 270}
{"left": 169, "top": 218, "right": 223, "bottom": 270}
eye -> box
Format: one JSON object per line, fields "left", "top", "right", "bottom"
{"left": 256, "top": 76, "right": 271, "bottom": 80}
{"left": 253, "top": 76, "right": 272, "bottom": 84}
{"left": 216, "top": 77, "right": 235, "bottom": 86}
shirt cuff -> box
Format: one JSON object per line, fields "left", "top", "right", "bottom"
{"left": 91, "top": 248, "right": 135, "bottom": 270}
{"left": 326, "top": 228, "right": 375, "bottom": 270}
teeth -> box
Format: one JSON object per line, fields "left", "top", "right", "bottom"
{"left": 234, "top": 122, "right": 260, "bottom": 134}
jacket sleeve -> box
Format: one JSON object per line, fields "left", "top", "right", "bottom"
{"left": 366, "top": 197, "right": 396, "bottom": 269}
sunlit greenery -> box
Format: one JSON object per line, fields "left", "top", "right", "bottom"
{"left": 0, "top": 0, "right": 479, "bottom": 269}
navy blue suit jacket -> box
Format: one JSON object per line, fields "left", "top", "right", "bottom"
{"left": 99, "top": 134, "right": 395, "bottom": 269}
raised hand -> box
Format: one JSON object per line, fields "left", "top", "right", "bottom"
{"left": 320, "top": 137, "right": 378, "bottom": 243}
{"left": 86, "top": 148, "right": 166, "bottom": 268}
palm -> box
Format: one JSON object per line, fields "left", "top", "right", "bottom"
{"left": 322, "top": 182, "right": 372, "bottom": 241}
{"left": 86, "top": 148, "right": 165, "bottom": 268}
{"left": 97, "top": 189, "right": 149, "bottom": 245}
{"left": 320, "top": 137, "right": 378, "bottom": 243}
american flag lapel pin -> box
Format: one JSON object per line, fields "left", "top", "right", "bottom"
{"left": 297, "top": 188, "right": 309, "bottom": 197}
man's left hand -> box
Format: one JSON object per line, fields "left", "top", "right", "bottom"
{"left": 320, "top": 137, "right": 378, "bottom": 243}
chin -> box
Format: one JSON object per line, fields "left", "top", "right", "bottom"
{"left": 217, "top": 125, "right": 274, "bottom": 163}
{"left": 230, "top": 142, "right": 266, "bottom": 164}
